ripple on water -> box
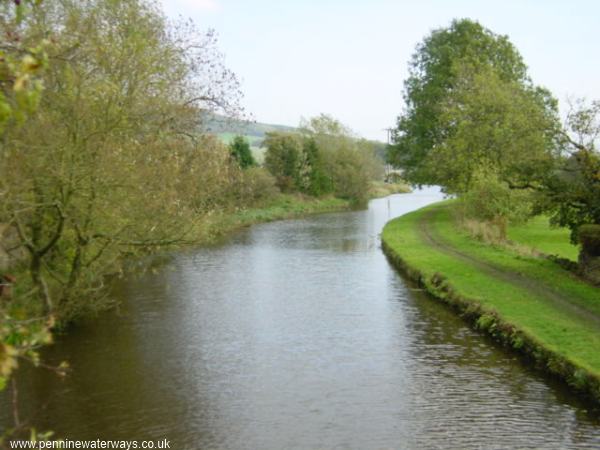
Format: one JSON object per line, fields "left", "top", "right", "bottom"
{"left": 1, "top": 188, "right": 599, "bottom": 449}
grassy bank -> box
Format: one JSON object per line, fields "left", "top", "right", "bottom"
{"left": 381, "top": 201, "right": 600, "bottom": 403}
{"left": 369, "top": 181, "right": 412, "bottom": 199}
{"left": 507, "top": 215, "right": 579, "bottom": 261}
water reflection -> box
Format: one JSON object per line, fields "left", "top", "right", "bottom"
{"left": 2, "top": 187, "right": 599, "bottom": 449}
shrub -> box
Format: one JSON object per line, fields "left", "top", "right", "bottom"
{"left": 578, "top": 224, "right": 600, "bottom": 257}
{"left": 264, "top": 116, "right": 384, "bottom": 204}
{"left": 239, "top": 167, "right": 280, "bottom": 205}
{"left": 229, "top": 135, "right": 256, "bottom": 169}
{"left": 263, "top": 133, "right": 304, "bottom": 192}
{"left": 459, "top": 168, "right": 534, "bottom": 240}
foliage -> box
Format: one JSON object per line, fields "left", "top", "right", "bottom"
{"left": 369, "top": 181, "right": 411, "bottom": 199}
{"left": 427, "top": 65, "right": 560, "bottom": 193}
{"left": 545, "top": 99, "right": 600, "bottom": 242}
{"left": 233, "top": 167, "right": 279, "bottom": 205}
{"left": 0, "top": 0, "right": 249, "bottom": 323}
{"left": 229, "top": 135, "right": 256, "bottom": 169}
{"left": 326, "top": 143, "right": 375, "bottom": 203}
{"left": 263, "top": 115, "right": 383, "bottom": 204}
{"left": 578, "top": 224, "right": 600, "bottom": 285}
{"left": 389, "top": 18, "right": 531, "bottom": 185}
{"left": 458, "top": 168, "right": 535, "bottom": 240}
{"left": 0, "top": 313, "right": 67, "bottom": 437}
{"left": 578, "top": 225, "right": 600, "bottom": 257}
{"left": 263, "top": 132, "right": 305, "bottom": 192}
{"left": 389, "top": 19, "right": 561, "bottom": 237}
{"left": 0, "top": 0, "right": 286, "bottom": 437}
{"left": 0, "top": 1, "right": 65, "bottom": 442}
{"left": 302, "top": 115, "right": 383, "bottom": 202}
{"left": 302, "top": 137, "right": 333, "bottom": 197}
{"left": 0, "top": 0, "right": 49, "bottom": 133}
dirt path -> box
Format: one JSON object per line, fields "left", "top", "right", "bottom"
{"left": 418, "top": 208, "right": 600, "bottom": 330}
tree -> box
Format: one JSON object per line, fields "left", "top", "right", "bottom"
{"left": 0, "top": 0, "right": 48, "bottom": 133}
{"left": 299, "top": 115, "right": 382, "bottom": 203}
{"left": 303, "top": 137, "right": 333, "bottom": 196}
{"left": 542, "top": 99, "right": 600, "bottom": 282}
{"left": 0, "top": 1, "right": 67, "bottom": 442}
{"left": 389, "top": 18, "right": 531, "bottom": 185}
{"left": 0, "top": 0, "right": 263, "bottom": 439}
{"left": 545, "top": 99, "right": 600, "bottom": 242}
{"left": 264, "top": 115, "right": 383, "bottom": 204}
{"left": 229, "top": 135, "right": 256, "bottom": 169}
{"left": 0, "top": 0, "right": 244, "bottom": 321}
{"left": 459, "top": 167, "right": 536, "bottom": 240}
{"left": 263, "top": 132, "right": 305, "bottom": 192}
{"left": 425, "top": 65, "right": 560, "bottom": 193}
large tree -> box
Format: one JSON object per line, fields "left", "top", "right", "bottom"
{"left": 0, "top": 0, "right": 244, "bottom": 320}
{"left": 425, "top": 65, "right": 560, "bottom": 193}
{"left": 389, "top": 18, "right": 540, "bottom": 185}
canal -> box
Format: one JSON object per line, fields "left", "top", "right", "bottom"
{"left": 3, "top": 187, "right": 599, "bottom": 449}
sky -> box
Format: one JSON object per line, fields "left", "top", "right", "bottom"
{"left": 160, "top": 0, "right": 600, "bottom": 141}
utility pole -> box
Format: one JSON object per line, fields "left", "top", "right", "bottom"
{"left": 383, "top": 127, "right": 394, "bottom": 145}
{"left": 382, "top": 127, "right": 394, "bottom": 181}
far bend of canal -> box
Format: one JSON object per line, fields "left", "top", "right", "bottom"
{"left": 2, "top": 187, "right": 600, "bottom": 449}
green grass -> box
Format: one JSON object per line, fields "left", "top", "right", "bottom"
{"left": 218, "top": 132, "right": 263, "bottom": 147}
{"left": 227, "top": 194, "right": 349, "bottom": 224}
{"left": 436, "top": 205, "right": 600, "bottom": 317}
{"left": 508, "top": 215, "right": 579, "bottom": 261}
{"left": 382, "top": 201, "right": 600, "bottom": 387}
{"left": 369, "top": 181, "right": 411, "bottom": 198}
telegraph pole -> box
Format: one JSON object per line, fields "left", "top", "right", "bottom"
{"left": 383, "top": 127, "right": 394, "bottom": 145}
{"left": 382, "top": 127, "right": 394, "bottom": 181}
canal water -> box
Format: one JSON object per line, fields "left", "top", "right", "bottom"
{"left": 2, "top": 187, "right": 599, "bottom": 449}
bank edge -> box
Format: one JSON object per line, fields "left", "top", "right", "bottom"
{"left": 381, "top": 205, "right": 600, "bottom": 406}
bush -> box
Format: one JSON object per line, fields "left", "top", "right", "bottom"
{"left": 264, "top": 116, "right": 384, "bottom": 203}
{"left": 328, "top": 145, "right": 372, "bottom": 204}
{"left": 578, "top": 224, "right": 600, "bottom": 257}
{"left": 459, "top": 168, "right": 534, "bottom": 240}
{"left": 229, "top": 135, "right": 256, "bottom": 169}
{"left": 385, "top": 172, "right": 405, "bottom": 183}
{"left": 263, "top": 133, "right": 304, "bottom": 192}
{"left": 578, "top": 224, "right": 600, "bottom": 285}
{"left": 238, "top": 167, "right": 280, "bottom": 205}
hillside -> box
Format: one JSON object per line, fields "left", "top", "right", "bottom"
{"left": 201, "top": 113, "right": 296, "bottom": 162}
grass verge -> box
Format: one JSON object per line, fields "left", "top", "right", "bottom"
{"left": 507, "top": 215, "right": 579, "bottom": 261}
{"left": 381, "top": 201, "right": 600, "bottom": 404}
{"left": 369, "top": 181, "right": 412, "bottom": 199}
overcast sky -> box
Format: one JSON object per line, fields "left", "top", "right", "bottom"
{"left": 160, "top": 0, "right": 600, "bottom": 141}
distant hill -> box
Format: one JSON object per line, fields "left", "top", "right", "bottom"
{"left": 202, "top": 113, "right": 295, "bottom": 138}
{"left": 202, "top": 113, "right": 296, "bottom": 163}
